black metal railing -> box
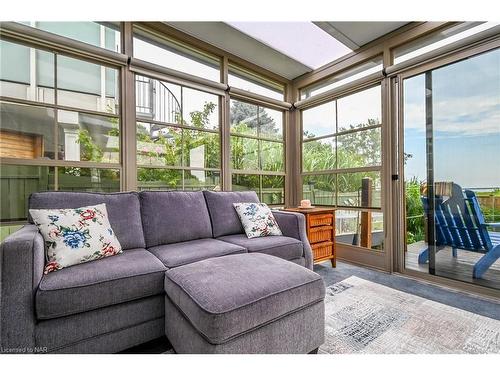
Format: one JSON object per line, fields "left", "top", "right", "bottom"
{"left": 135, "top": 76, "right": 181, "bottom": 124}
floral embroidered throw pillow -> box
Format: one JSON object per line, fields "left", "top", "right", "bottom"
{"left": 233, "top": 203, "right": 282, "bottom": 238}
{"left": 29, "top": 204, "right": 122, "bottom": 274}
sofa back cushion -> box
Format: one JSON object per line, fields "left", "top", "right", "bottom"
{"left": 29, "top": 192, "right": 145, "bottom": 250}
{"left": 203, "top": 191, "right": 260, "bottom": 238}
{"left": 140, "top": 191, "right": 213, "bottom": 247}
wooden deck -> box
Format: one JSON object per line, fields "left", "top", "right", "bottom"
{"left": 406, "top": 241, "right": 500, "bottom": 290}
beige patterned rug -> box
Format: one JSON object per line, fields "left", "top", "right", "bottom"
{"left": 321, "top": 276, "right": 500, "bottom": 354}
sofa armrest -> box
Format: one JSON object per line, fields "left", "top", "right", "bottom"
{"left": 273, "top": 211, "right": 313, "bottom": 270}
{"left": 0, "top": 224, "right": 45, "bottom": 351}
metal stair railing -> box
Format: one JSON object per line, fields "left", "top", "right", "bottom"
{"left": 135, "top": 76, "right": 181, "bottom": 124}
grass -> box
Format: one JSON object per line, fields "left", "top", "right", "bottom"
{"left": 476, "top": 189, "right": 500, "bottom": 197}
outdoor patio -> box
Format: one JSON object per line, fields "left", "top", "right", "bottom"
{"left": 406, "top": 241, "right": 500, "bottom": 290}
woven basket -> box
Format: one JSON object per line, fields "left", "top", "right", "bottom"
{"left": 309, "top": 214, "right": 333, "bottom": 227}
{"left": 310, "top": 226, "right": 333, "bottom": 243}
{"left": 312, "top": 241, "right": 334, "bottom": 260}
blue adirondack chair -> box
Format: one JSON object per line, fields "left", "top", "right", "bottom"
{"left": 418, "top": 183, "right": 500, "bottom": 279}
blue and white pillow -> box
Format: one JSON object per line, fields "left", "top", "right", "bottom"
{"left": 233, "top": 203, "right": 282, "bottom": 238}
{"left": 29, "top": 203, "right": 122, "bottom": 274}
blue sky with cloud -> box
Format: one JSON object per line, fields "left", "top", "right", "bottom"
{"left": 404, "top": 48, "right": 500, "bottom": 188}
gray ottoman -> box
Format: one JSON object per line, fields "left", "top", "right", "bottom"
{"left": 164, "top": 253, "right": 325, "bottom": 354}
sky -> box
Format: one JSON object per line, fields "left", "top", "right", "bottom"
{"left": 302, "top": 85, "right": 381, "bottom": 138}
{"left": 404, "top": 48, "right": 500, "bottom": 189}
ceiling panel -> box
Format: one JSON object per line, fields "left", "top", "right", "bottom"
{"left": 165, "top": 22, "right": 312, "bottom": 80}
{"left": 165, "top": 21, "right": 410, "bottom": 80}
{"left": 313, "top": 22, "right": 409, "bottom": 49}
{"left": 227, "top": 22, "right": 352, "bottom": 70}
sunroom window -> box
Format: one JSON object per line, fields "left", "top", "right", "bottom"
{"left": 133, "top": 26, "right": 221, "bottom": 83}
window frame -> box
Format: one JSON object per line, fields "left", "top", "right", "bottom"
{"left": 0, "top": 38, "right": 123, "bottom": 172}
{"left": 134, "top": 73, "right": 223, "bottom": 192}
{"left": 299, "top": 56, "right": 383, "bottom": 100}
{"left": 392, "top": 22, "right": 497, "bottom": 65}
{"left": 395, "top": 41, "right": 500, "bottom": 279}
{"left": 229, "top": 97, "right": 286, "bottom": 205}
{"left": 132, "top": 25, "right": 222, "bottom": 84}
{"left": 14, "top": 21, "right": 122, "bottom": 53}
{"left": 300, "top": 83, "right": 383, "bottom": 211}
{"left": 0, "top": 37, "right": 124, "bottom": 225}
{"left": 228, "top": 63, "right": 285, "bottom": 101}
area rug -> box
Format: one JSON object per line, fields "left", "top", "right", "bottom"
{"left": 320, "top": 276, "right": 500, "bottom": 354}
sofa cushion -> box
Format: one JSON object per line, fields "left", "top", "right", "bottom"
{"left": 218, "top": 234, "right": 304, "bottom": 261}
{"left": 30, "top": 204, "right": 123, "bottom": 274}
{"left": 203, "top": 191, "right": 260, "bottom": 238}
{"left": 148, "top": 238, "right": 246, "bottom": 268}
{"left": 140, "top": 191, "right": 213, "bottom": 247}
{"left": 233, "top": 202, "right": 283, "bottom": 238}
{"left": 164, "top": 253, "right": 325, "bottom": 344}
{"left": 36, "top": 248, "right": 166, "bottom": 320}
{"left": 36, "top": 295, "right": 165, "bottom": 352}
{"left": 29, "top": 192, "right": 145, "bottom": 250}
{"left": 289, "top": 257, "right": 306, "bottom": 267}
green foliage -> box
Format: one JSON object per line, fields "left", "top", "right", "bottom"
{"left": 260, "top": 141, "right": 284, "bottom": 172}
{"left": 189, "top": 102, "right": 216, "bottom": 129}
{"left": 77, "top": 129, "right": 103, "bottom": 162}
{"left": 405, "top": 177, "right": 425, "bottom": 244}
{"left": 70, "top": 128, "right": 117, "bottom": 182}
{"left": 230, "top": 100, "right": 279, "bottom": 138}
{"left": 476, "top": 188, "right": 500, "bottom": 197}
{"left": 303, "top": 141, "right": 335, "bottom": 171}
{"left": 72, "top": 100, "right": 386, "bottom": 202}
{"left": 138, "top": 167, "right": 182, "bottom": 189}
{"left": 302, "top": 119, "right": 381, "bottom": 205}
{"left": 404, "top": 181, "right": 500, "bottom": 242}
{"left": 231, "top": 128, "right": 259, "bottom": 170}
{"left": 230, "top": 102, "right": 283, "bottom": 172}
{"left": 232, "top": 174, "right": 259, "bottom": 191}
{"left": 338, "top": 120, "right": 381, "bottom": 167}
{"left": 71, "top": 110, "right": 120, "bottom": 182}
{"left": 478, "top": 201, "right": 500, "bottom": 230}
{"left": 137, "top": 102, "right": 220, "bottom": 189}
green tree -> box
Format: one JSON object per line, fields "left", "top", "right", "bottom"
{"left": 230, "top": 101, "right": 280, "bottom": 138}
{"left": 137, "top": 101, "right": 220, "bottom": 189}
{"left": 63, "top": 112, "right": 120, "bottom": 186}
{"left": 337, "top": 120, "right": 381, "bottom": 168}
{"left": 230, "top": 101, "right": 283, "bottom": 172}
{"left": 302, "top": 118, "right": 381, "bottom": 206}
{"left": 74, "top": 99, "right": 221, "bottom": 190}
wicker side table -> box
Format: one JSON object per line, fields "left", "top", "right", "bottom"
{"left": 282, "top": 207, "right": 336, "bottom": 267}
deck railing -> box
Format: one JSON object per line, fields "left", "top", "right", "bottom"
{"left": 302, "top": 189, "right": 382, "bottom": 208}
{"left": 470, "top": 187, "right": 500, "bottom": 223}
{"left": 406, "top": 186, "right": 499, "bottom": 222}
{"left": 405, "top": 185, "right": 500, "bottom": 246}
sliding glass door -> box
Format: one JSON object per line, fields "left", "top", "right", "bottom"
{"left": 401, "top": 47, "right": 500, "bottom": 291}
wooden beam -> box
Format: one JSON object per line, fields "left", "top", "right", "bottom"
{"left": 360, "top": 177, "right": 373, "bottom": 248}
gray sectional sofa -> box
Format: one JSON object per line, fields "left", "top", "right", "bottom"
{"left": 0, "top": 190, "right": 324, "bottom": 354}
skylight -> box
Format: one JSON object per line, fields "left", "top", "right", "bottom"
{"left": 226, "top": 22, "right": 352, "bottom": 69}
